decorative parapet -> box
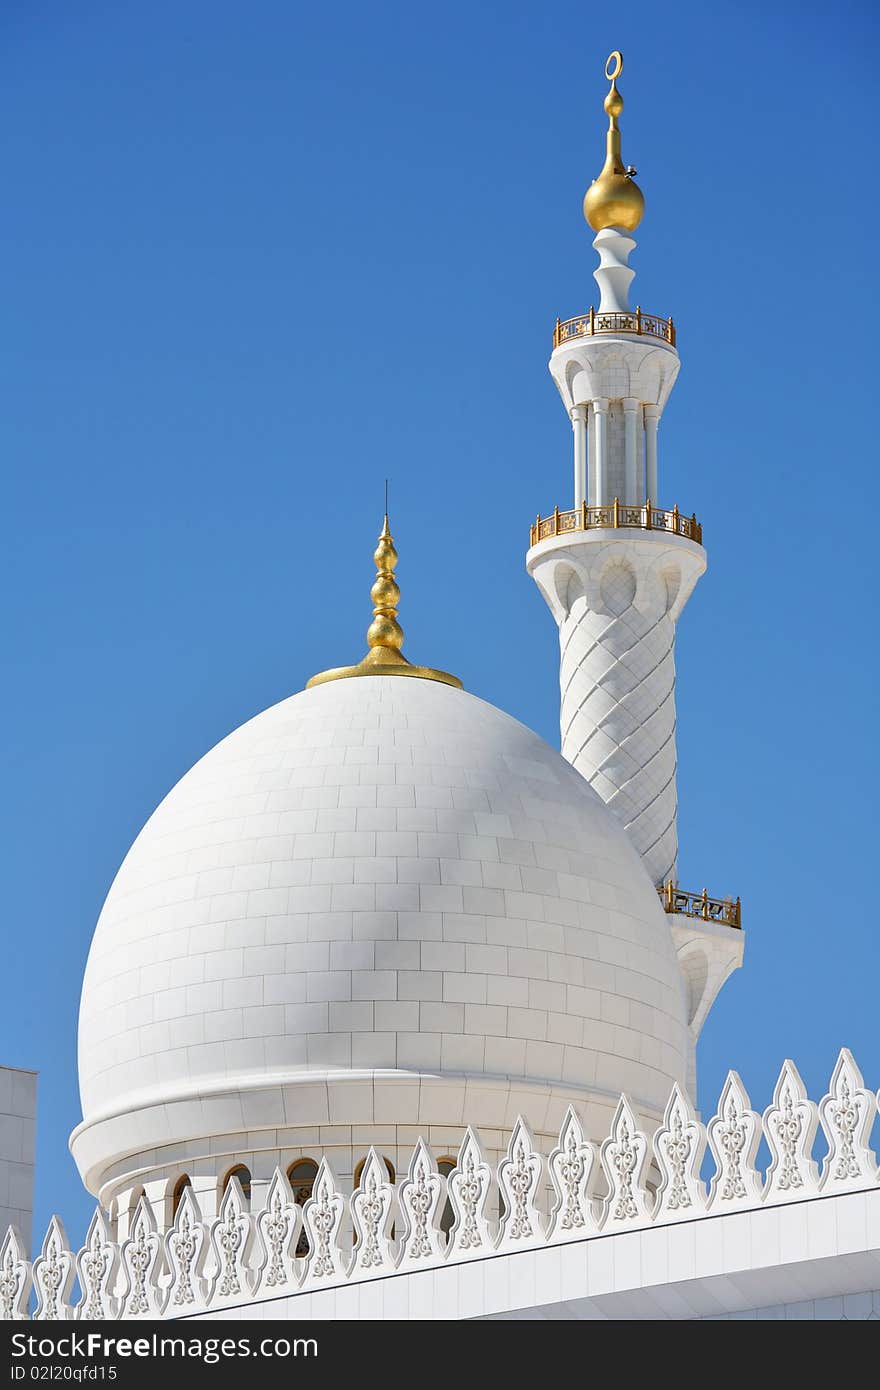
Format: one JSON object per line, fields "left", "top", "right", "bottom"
{"left": 553, "top": 308, "right": 676, "bottom": 349}
{"left": 529, "top": 501, "right": 701, "bottom": 548}
{"left": 4, "top": 1050, "right": 877, "bottom": 1320}
{"left": 661, "top": 882, "right": 741, "bottom": 929}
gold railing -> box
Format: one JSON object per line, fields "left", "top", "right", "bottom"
{"left": 659, "top": 883, "right": 742, "bottom": 929}
{"left": 553, "top": 307, "right": 676, "bottom": 350}
{"left": 529, "top": 501, "right": 702, "bottom": 548}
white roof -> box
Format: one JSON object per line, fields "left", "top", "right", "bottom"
{"left": 76, "top": 675, "right": 688, "bottom": 1172}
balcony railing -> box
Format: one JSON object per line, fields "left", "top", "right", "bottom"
{"left": 659, "top": 883, "right": 742, "bottom": 929}
{"left": 529, "top": 501, "right": 702, "bottom": 548}
{"left": 553, "top": 307, "right": 676, "bottom": 350}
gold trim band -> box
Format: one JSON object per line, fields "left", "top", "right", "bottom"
{"left": 529, "top": 500, "right": 702, "bottom": 548}
{"left": 553, "top": 307, "right": 675, "bottom": 350}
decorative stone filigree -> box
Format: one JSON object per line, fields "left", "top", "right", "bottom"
{"left": 75, "top": 1208, "right": 119, "bottom": 1321}
{"left": 497, "top": 1117, "right": 545, "bottom": 1250}
{"left": 209, "top": 1176, "right": 254, "bottom": 1304}
{"left": 653, "top": 1083, "right": 707, "bottom": 1221}
{"left": 0, "top": 1226, "right": 32, "bottom": 1320}
{"left": 818, "top": 1049, "right": 878, "bottom": 1192}
{"left": 763, "top": 1060, "right": 819, "bottom": 1202}
{"left": 349, "top": 1149, "right": 396, "bottom": 1279}
{"left": 254, "top": 1169, "right": 301, "bottom": 1295}
{"left": 299, "top": 1159, "right": 346, "bottom": 1288}
{"left": 119, "top": 1197, "right": 163, "bottom": 1318}
{"left": 547, "top": 1107, "right": 598, "bottom": 1241}
{"left": 600, "top": 1095, "right": 652, "bottom": 1228}
{"left": 397, "top": 1138, "right": 445, "bottom": 1265}
{"left": 163, "top": 1186, "right": 209, "bottom": 1312}
{"left": 32, "top": 1217, "right": 75, "bottom": 1322}
{"left": 707, "top": 1071, "right": 762, "bottom": 1209}
{"left": 445, "top": 1127, "right": 495, "bottom": 1260}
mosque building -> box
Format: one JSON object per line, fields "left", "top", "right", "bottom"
{"left": 2, "top": 53, "right": 878, "bottom": 1322}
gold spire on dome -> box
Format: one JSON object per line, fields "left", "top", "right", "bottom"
{"left": 583, "top": 51, "right": 645, "bottom": 234}
{"left": 306, "top": 513, "right": 463, "bottom": 690}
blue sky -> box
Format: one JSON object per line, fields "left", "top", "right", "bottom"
{"left": 2, "top": 0, "right": 877, "bottom": 1245}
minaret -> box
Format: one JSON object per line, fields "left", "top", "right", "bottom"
{"left": 527, "top": 52, "right": 706, "bottom": 888}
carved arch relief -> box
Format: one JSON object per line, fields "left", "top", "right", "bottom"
{"left": 254, "top": 1168, "right": 301, "bottom": 1296}
{"left": 299, "top": 1158, "right": 345, "bottom": 1289}
{"left": 547, "top": 1107, "right": 599, "bottom": 1241}
{"left": 707, "top": 1072, "right": 763, "bottom": 1210}
{"left": 818, "top": 1048, "right": 878, "bottom": 1191}
{"left": 0, "top": 1226, "right": 32, "bottom": 1320}
{"left": 32, "top": 1217, "right": 75, "bottom": 1322}
{"left": 445, "top": 1127, "right": 496, "bottom": 1261}
{"left": 75, "top": 1208, "right": 119, "bottom": 1321}
{"left": 119, "top": 1197, "right": 163, "bottom": 1318}
{"left": 763, "top": 1060, "right": 819, "bottom": 1201}
{"left": 209, "top": 1176, "right": 254, "bottom": 1304}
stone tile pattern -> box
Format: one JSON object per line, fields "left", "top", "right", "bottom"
{"left": 78, "top": 677, "right": 687, "bottom": 1132}
{"left": 0, "top": 1068, "right": 36, "bottom": 1254}
{"left": 558, "top": 550, "right": 679, "bottom": 887}
{"left": 528, "top": 534, "right": 705, "bottom": 888}
{"left": 6, "top": 1050, "right": 879, "bottom": 1320}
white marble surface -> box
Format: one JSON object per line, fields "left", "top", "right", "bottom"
{"left": 528, "top": 528, "right": 706, "bottom": 886}
{"left": 73, "top": 676, "right": 689, "bottom": 1199}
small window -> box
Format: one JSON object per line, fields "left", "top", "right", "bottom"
{"left": 437, "top": 1157, "right": 457, "bottom": 1237}
{"left": 222, "top": 1164, "right": 252, "bottom": 1202}
{"left": 171, "top": 1175, "right": 191, "bottom": 1220}
{"left": 288, "top": 1158, "right": 319, "bottom": 1205}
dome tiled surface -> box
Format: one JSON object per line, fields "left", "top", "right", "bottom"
{"left": 78, "top": 677, "right": 688, "bottom": 1126}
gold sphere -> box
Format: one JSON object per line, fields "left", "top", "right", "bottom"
{"left": 371, "top": 574, "right": 400, "bottom": 609}
{"left": 583, "top": 172, "right": 644, "bottom": 232}
{"left": 604, "top": 83, "right": 623, "bottom": 119}
{"left": 374, "top": 536, "right": 398, "bottom": 571}
{"left": 366, "top": 613, "right": 404, "bottom": 651}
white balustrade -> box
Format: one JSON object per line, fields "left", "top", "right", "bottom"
{"left": 4, "top": 1049, "right": 877, "bottom": 1320}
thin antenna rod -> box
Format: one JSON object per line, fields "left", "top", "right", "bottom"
{"left": 384, "top": 477, "right": 389, "bottom": 518}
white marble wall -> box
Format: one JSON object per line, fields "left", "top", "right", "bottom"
{"left": 0, "top": 1066, "right": 36, "bottom": 1255}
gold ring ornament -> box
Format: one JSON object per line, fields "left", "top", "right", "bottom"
{"left": 604, "top": 51, "right": 623, "bottom": 81}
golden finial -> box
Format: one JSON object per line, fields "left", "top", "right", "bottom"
{"left": 583, "top": 51, "right": 645, "bottom": 234}
{"left": 306, "top": 508, "right": 462, "bottom": 690}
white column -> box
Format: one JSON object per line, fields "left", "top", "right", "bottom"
{"left": 592, "top": 228, "right": 636, "bottom": 312}
{"left": 571, "top": 404, "right": 587, "bottom": 508}
{"left": 623, "top": 398, "right": 640, "bottom": 504}
{"left": 592, "top": 398, "right": 609, "bottom": 505}
{"left": 644, "top": 404, "right": 660, "bottom": 503}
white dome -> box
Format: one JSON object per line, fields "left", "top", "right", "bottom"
{"left": 72, "top": 676, "right": 689, "bottom": 1197}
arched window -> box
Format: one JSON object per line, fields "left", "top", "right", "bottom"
{"left": 437, "top": 1156, "right": 457, "bottom": 1237}
{"left": 287, "top": 1158, "right": 319, "bottom": 1205}
{"left": 222, "top": 1164, "right": 252, "bottom": 1202}
{"left": 288, "top": 1158, "right": 319, "bottom": 1258}
{"left": 171, "top": 1175, "right": 191, "bottom": 1220}
{"left": 353, "top": 1155, "right": 395, "bottom": 1187}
